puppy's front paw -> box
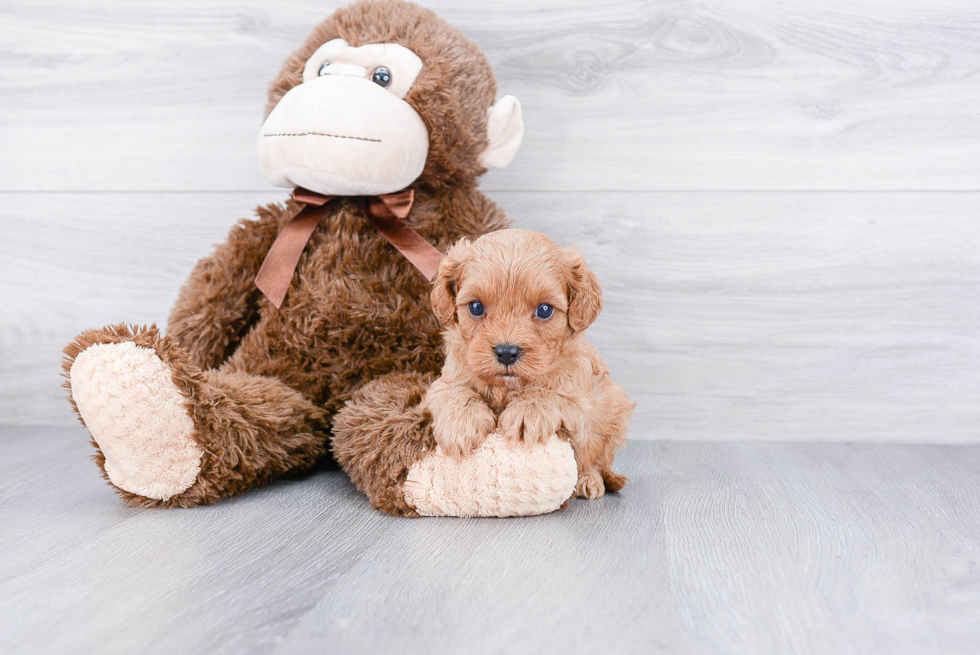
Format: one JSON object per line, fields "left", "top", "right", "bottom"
{"left": 432, "top": 401, "right": 496, "bottom": 459}
{"left": 575, "top": 469, "right": 605, "bottom": 499}
{"left": 499, "top": 400, "right": 561, "bottom": 447}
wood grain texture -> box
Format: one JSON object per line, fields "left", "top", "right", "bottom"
{"left": 2, "top": 0, "right": 980, "bottom": 191}
{"left": 2, "top": 0, "right": 979, "bottom": 441}
{"left": 1, "top": 426, "right": 978, "bottom": 655}
{"left": 3, "top": 191, "right": 978, "bottom": 440}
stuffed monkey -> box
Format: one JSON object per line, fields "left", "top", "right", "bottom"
{"left": 66, "top": 0, "right": 578, "bottom": 516}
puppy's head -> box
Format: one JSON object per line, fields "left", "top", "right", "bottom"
{"left": 431, "top": 229, "right": 602, "bottom": 387}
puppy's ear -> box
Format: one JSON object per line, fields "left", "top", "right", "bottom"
{"left": 430, "top": 239, "right": 470, "bottom": 326}
{"left": 562, "top": 246, "right": 602, "bottom": 332}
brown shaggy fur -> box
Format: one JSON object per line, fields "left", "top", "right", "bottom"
{"left": 426, "top": 230, "right": 633, "bottom": 499}
{"left": 331, "top": 372, "right": 436, "bottom": 517}
{"left": 63, "top": 324, "right": 328, "bottom": 508}
{"left": 63, "top": 0, "right": 509, "bottom": 508}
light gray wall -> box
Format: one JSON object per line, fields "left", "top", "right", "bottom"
{"left": 1, "top": 0, "right": 978, "bottom": 440}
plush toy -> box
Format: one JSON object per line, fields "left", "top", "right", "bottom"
{"left": 63, "top": 0, "right": 577, "bottom": 516}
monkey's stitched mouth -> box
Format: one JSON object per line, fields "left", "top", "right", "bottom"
{"left": 263, "top": 131, "right": 382, "bottom": 143}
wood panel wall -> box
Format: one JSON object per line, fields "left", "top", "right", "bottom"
{"left": 2, "top": 0, "right": 978, "bottom": 440}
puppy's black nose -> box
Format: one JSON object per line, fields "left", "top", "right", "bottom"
{"left": 494, "top": 344, "right": 522, "bottom": 366}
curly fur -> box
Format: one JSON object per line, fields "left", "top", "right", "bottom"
{"left": 424, "top": 230, "right": 634, "bottom": 499}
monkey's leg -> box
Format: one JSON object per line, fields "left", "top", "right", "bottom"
{"left": 331, "top": 373, "right": 435, "bottom": 517}
{"left": 64, "top": 324, "right": 327, "bottom": 508}
{"left": 333, "top": 373, "right": 578, "bottom": 518}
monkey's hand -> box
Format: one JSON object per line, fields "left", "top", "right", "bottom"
{"left": 167, "top": 212, "right": 280, "bottom": 369}
{"left": 499, "top": 399, "right": 561, "bottom": 447}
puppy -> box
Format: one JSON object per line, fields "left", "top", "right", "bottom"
{"left": 424, "top": 229, "right": 634, "bottom": 499}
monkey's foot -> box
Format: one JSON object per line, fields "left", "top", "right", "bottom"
{"left": 403, "top": 433, "right": 577, "bottom": 518}
{"left": 69, "top": 340, "right": 203, "bottom": 501}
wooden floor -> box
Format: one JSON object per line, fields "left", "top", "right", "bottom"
{"left": 2, "top": 425, "right": 978, "bottom": 655}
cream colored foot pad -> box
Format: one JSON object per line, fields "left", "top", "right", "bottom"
{"left": 70, "top": 342, "right": 203, "bottom": 500}
{"left": 403, "top": 433, "right": 577, "bottom": 517}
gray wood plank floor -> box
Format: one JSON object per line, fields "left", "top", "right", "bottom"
{"left": 2, "top": 425, "right": 978, "bottom": 655}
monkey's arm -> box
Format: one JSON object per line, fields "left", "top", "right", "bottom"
{"left": 167, "top": 204, "right": 282, "bottom": 370}
{"left": 423, "top": 377, "right": 496, "bottom": 459}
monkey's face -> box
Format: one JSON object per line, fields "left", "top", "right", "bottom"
{"left": 259, "top": 39, "right": 429, "bottom": 196}
{"left": 261, "top": 1, "right": 525, "bottom": 197}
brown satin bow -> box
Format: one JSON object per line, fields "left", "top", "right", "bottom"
{"left": 254, "top": 187, "right": 445, "bottom": 309}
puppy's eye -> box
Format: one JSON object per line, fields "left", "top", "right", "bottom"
{"left": 467, "top": 300, "right": 485, "bottom": 317}
{"left": 317, "top": 61, "right": 332, "bottom": 76}
{"left": 535, "top": 303, "right": 555, "bottom": 320}
{"left": 371, "top": 66, "right": 392, "bottom": 88}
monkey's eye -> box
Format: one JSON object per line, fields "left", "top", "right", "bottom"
{"left": 535, "top": 303, "right": 555, "bottom": 320}
{"left": 371, "top": 66, "right": 392, "bottom": 88}
{"left": 317, "top": 61, "right": 332, "bottom": 76}
{"left": 468, "top": 301, "right": 485, "bottom": 317}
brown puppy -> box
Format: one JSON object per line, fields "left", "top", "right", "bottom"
{"left": 425, "top": 229, "right": 634, "bottom": 499}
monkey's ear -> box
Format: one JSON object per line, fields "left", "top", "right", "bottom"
{"left": 480, "top": 96, "right": 524, "bottom": 169}
{"left": 562, "top": 246, "right": 603, "bottom": 333}
{"left": 430, "top": 240, "right": 471, "bottom": 326}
